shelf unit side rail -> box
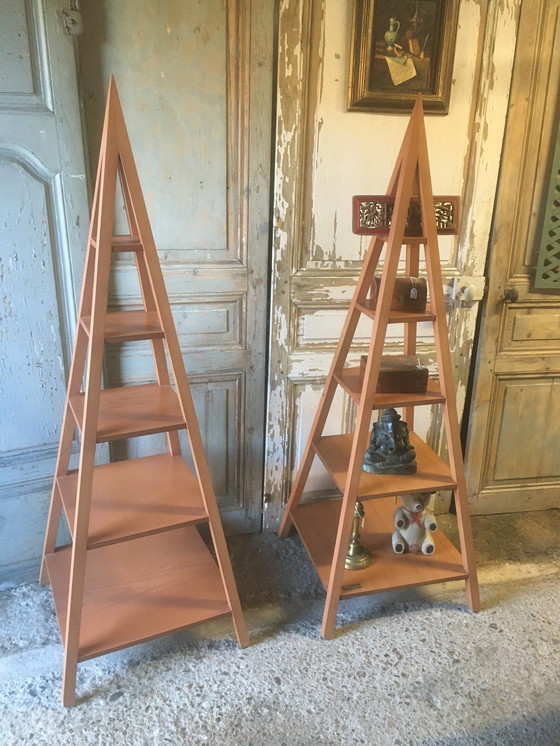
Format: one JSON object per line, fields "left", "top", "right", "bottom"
{"left": 403, "top": 239, "right": 421, "bottom": 428}
{"left": 320, "top": 127, "right": 423, "bottom": 639}
{"left": 39, "top": 268, "right": 92, "bottom": 583}
{"left": 110, "top": 85, "right": 249, "bottom": 649}
{"left": 40, "top": 125, "right": 107, "bottom": 584}
{"left": 117, "top": 157, "right": 181, "bottom": 456}
{"left": 416, "top": 127, "right": 480, "bottom": 611}
{"left": 62, "top": 111, "right": 121, "bottom": 706}
{"left": 277, "top": 233, "right": 386, "bottom": 538}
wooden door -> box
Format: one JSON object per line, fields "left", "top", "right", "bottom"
{"left": 77, "top": 1, "right": 274, "bottom": 533}
{"left": 464, "top": 0, "right": 560, "bottom": 514}
{"left": 0, "top": 0, "right": 90, "bottom": 584}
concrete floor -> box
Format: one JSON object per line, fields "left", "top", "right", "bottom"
{"left": 1, "top": 510, "right": 560, "bottom": 745}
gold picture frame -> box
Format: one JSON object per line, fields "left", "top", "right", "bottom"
{"left": 348, "top": 0, "right": 459, "bottom": 114}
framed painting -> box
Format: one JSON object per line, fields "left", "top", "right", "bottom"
{"left": 348, "top": 0, "right": 459, "bottom": 114}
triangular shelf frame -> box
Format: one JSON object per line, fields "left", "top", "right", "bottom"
{"left": 40, "top": 78, "right": 248, "bottom": 706}
{"left": 278, "top": 96, "right": 480, "bottom": 639}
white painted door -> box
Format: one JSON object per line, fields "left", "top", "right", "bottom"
{"left": 76, "top": 0, "right": 274, "bottom": 534}
{"left": 0, "top": 0, "right": 90, "bottom": 584}
{"left": 264, "top": 0, "right": 519, "bottom": 531}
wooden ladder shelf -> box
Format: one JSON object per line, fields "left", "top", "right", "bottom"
{"left": 278, "top": 96, "right": 480, "bottom": 639}
{"left": 40, "top": 78, "right": 248, "bottom": 706}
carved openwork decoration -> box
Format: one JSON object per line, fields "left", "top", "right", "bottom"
{"left": 535, "top": 144, "right": 560, "bottom": 289}
{"left": 352, "top": 195, "right": 459, "bottom": 236}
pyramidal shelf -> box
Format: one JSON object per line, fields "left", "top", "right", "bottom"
{"left": 278, "top": 95, "right": 480, "bottom": 639}
{"left": 40, "top": 78, "right": 248, "bottom": 707}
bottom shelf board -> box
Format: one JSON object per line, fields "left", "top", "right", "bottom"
{"left": 45, "top": 526, "right": 231, "bottom": 661}
{"left": 291, "top": 497, "right": 468, "bottom": 599}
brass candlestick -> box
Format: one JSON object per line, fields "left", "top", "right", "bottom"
{"left": 345, "top": 500, "right": 372, "bottom": 570}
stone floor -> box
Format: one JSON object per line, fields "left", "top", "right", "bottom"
{"left": 1, "top": 510, "right": 560, "bottom": 745}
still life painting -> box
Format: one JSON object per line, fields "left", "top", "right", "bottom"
{"left": 348, "top": 0, "right": 459, "bottom": 114}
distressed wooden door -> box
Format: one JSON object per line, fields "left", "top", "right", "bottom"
{"left": 464, "top": 0, "right": 560, "bottom": 514}
{"left": 0, "top": 0, "right": 90, "bottom": 584}
{"left": 77, "top": 1, "right": 274, "bottom": 533}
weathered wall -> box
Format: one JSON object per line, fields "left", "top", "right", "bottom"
{"left": 264, "top": 0, "right": 520, "bottom": 528}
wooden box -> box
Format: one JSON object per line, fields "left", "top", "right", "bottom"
{"left": 371, "top": 276, "right": 427, "bottom": 313}
{"left": 360, "top": 355, "right": 429, "bottom": 393}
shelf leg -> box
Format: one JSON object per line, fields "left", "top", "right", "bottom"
{"left": 454, "top": 485, "right": 481, "bottom": 612}
{"left": 416, "top": 122, "right": 480, "bottom": 615}
{"left": 320, "top": 500, "right": 356, "bottom": 639}
{"left": 62, "top": 647, "right": 79, "bottom": 707}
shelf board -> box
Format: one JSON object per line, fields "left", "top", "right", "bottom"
{"left": 91, "top": 235, "right": 142, "bottom": 252}
{"left": 45, "top": 526, "right": 231, "bottom": 661}
{"left": 58, "top": 454, "right": 208, "bottom": 548}
{"left": 356, "top": 301, "right": 436, "bottom": 323}
{"left": 334, "top": 367, "right": 445, "bottom": 408}
{"left": 369, "top": 233, "right": 429, "bottom": 244}
{"left": 81, "top": 311, "right": 164, "bottom": 343}
{"left": 69, "top": 384, "right": 186, "bottom": 442}
{"left": 313, "top": 432, "right": 456, "bottom": 499}
{"left": 292, "top": 497, "right": 467, "bottom": 598}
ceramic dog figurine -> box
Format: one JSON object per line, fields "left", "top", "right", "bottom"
{"left": 392, "top": 492, "right": 437, "bottom": 555}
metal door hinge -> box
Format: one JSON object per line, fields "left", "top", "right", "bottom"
{"left": 450, "top": 275, "right": 487, "bottom": 303}
{"left": 61, "top": 9, "right": 83, "bottom": 36}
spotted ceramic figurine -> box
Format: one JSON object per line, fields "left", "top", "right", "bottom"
{"left": 392, "top": 492, "right": 437, "bottom": 555}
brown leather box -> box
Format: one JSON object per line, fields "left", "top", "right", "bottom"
{"left": 360, "top": 354, "right": 429, "bottom": 393}
{"left": 371, "top": 276, "right": 427, "bottom": 312}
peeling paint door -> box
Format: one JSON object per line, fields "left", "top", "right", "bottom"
{"left": 464, "top": 0, "right": 560, "bottom": 515}
{"left": 0, "top": 0, "right": 90, "bottom": 583}
{"left": 264, "top": 0, "right": 519, "bottom": 531}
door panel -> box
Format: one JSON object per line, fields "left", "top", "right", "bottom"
{"left": 0, "top": 0, "right": 90, "bottom": 583}
{"left": 490, "top": 377, "right": 560, "bottom": 481}
{"left": 465, "top": 0, "right": 560, "bottom": 513}
{"left": 77, "top": 0, "right": 273, "bottom": 532}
